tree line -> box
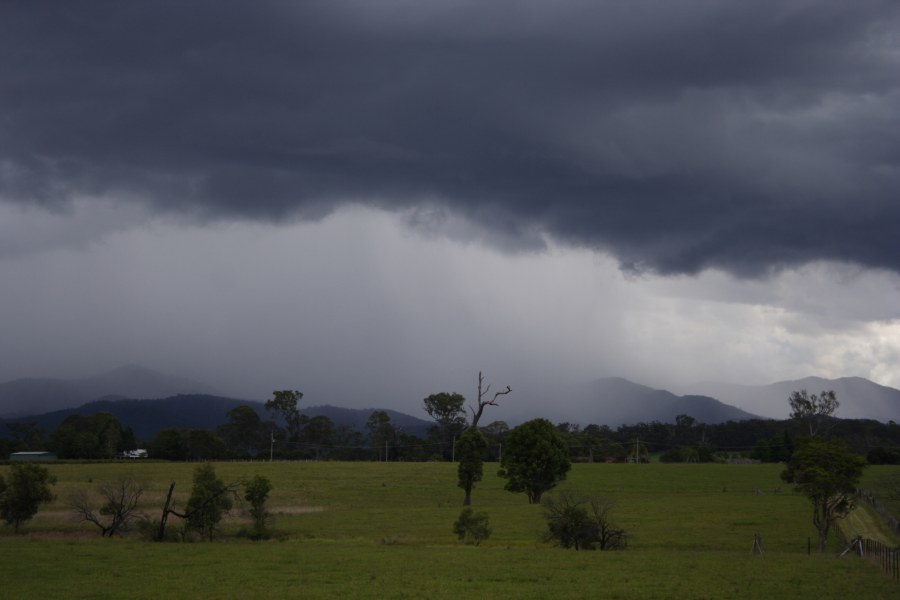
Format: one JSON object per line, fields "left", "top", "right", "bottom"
{"left": 2, "top": 389, "right": 898, "bottom": 465}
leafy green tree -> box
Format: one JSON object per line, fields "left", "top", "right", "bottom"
{"left": 366, "top": 410, "right": 397, "bottom": 461}
{"left": 302, "top": 415, "right": 335, "bottom": 460}
{"left": 184, "top": 429, "right": 228, "bottom": 461}
{"left": 423, "top": 392, "right": 467, "bottom": 460}
{"left": 788, "top": 389, "right": 839, "bottom": 437}
{"left": 457, "top": 428, "right": 488, "bottom": 505}
{"left": 265, "top": 390, "right": 307, "bottom": 444}
{"left": 185, "top": 464, "right": 234, "bottom": 541}
{"left": 218, "top": 405, "right": 266, "bottom": 457}
{"left": 244, "top": 474, "right": 273, "bottom": 539}
{"left": 480, "top": 420, "right": 509, "bottom": 461}
{"left": 0, "top": 463, "right": 56, "bottom": 533}
{"left": 579, "top": 424, "right": 624, "bottom": 462}
{"left": 5, "top": 421, "right": 45, "bottom": 451}
{"left": 329, "top": 425, "right": 369, "bottom": 461}
{"left": 781, "top": 437, "right": 866, "bottom": 552}
{"left": 499, "top": 418, "right": 571, "bottom": 503}
{"left": 150, "top": 428, "right": 189, "bottom": 461}
{"left": 452, "top": 507, "right": 491, "bottom": 545}
{"left": 50, "top": 413, "right": 127, "bottom": 459}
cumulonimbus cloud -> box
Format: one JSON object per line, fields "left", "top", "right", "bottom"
{"left": 1, "top": 0, "right": 898, "bottom": 275}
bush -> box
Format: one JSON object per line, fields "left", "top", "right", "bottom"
{"left": 244, "top": 474, "right": 273, "bottom": 540}
{"left": 0, "top": 463, "right": 56, "bottom": 533}
{"left": 541, "top": 489, "right": 627, "bottom": 551}
{"left": 452, "top": 507, "right": 492, "bottom": 545}
{"left": 185, "top": 464, "right": 234, "bottom": 541}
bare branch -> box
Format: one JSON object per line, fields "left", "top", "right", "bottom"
{"left": 70, "top": 477, "right": 146, "bottom": 537}
{"left": 469, "top": 371, "right": 511, "bottom": 429}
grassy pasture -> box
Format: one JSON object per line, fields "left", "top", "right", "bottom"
{"left": 1, "top": 461, "right": 897, "bottom": 599}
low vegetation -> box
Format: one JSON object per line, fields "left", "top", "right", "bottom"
{"left": 541, "top": 489, "right": 627, "bottom": 550}
{"left": 0, "top": 461, "right": 897, "bottom": 598}
{"left": 452, "top": 507, "right": 491, "bottom": 545}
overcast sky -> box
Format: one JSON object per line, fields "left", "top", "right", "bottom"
{"left": 1, "top": 1, "right": 899, "bottom": 419}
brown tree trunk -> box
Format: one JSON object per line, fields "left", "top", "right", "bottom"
{"left": 157, "top": 482, "right": 176, "bottom": 541}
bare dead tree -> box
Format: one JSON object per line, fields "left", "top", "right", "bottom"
{"left": 157, "top": 481, "right": 180, "bottom": 541}
{"left": 468, "top": 371, "right": 511, "bottom": 429}
{"left": 70, "top": 476, "right": 146, "bottom": 537}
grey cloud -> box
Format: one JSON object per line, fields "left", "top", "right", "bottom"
{"left": 2, "top": 1, "right": 899, "bottom": 275}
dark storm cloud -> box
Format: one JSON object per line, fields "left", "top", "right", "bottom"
{"left": 2, "top": 1, "right": 899, "bottom": 275}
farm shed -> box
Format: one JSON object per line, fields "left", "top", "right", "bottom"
{"left": 9, "top": 451, "right": 58, "bottom": 462}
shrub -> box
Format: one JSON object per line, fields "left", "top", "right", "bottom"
{"left": 541, "top": 489, "right": 627, "bottom": 551}
{"left": 452, "top": 507, "right": 492, "bottom": 545}
{"left": 244, "top": 474, "right": 273, "bottom": 540}
{"left": 0, "top": 463, "right": 56, "bottom": 533}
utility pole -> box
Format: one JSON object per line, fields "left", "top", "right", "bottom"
{"left": 452, "top": 436, "right": 456, "bottom": 462}
{"left": 270, "top": 430, "right": 275, "bottom": 462}
{"left": 385, "top": 439, "right": 388, "bottom": 462}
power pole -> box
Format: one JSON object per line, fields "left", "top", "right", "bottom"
{"left": 270, "top": 430, "right": 275, "bottom": 462}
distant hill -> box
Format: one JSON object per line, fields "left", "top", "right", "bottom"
{"left": 2, "top": 395, "right": 433, "bottom": 441}
{"left": 681, "top": 376, "right": 900, "bottom": 422}
{"left": 564, "top": 377, "right": 761, "bottom": 426}
{"left": 0, "top": 365, "right": 218, "bottom": 417}
{"left": 302, "top": 405, "right": 432, "bottom": 438}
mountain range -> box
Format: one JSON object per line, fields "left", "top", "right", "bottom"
{"left": 1, "top": 366, "right": 897, "bottom": 441}
{"left": 677, "top": 376, "right": 900, "bottom": 422}
{"left": 4, "top": 395, "right": 433, "bottom": 442}
{"left": 561, "top": 377, "right": 761, "bottom": 426}
{"left": 0, "top": 365, "right": 217, "bottom": 417}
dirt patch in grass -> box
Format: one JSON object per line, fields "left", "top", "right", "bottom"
{"left": 271, "top": 506, "right": 326, "bottom": 515}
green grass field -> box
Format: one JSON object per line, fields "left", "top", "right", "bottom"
{"left": 1, "top": 461, "right": 897, "bottom": 599}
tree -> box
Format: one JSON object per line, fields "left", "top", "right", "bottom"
{"left": 480, "top": 420, "right": 509, "bottom": 461}
{"left": 579, "top": 424, "right": 624, "bottom": 462}
{"left": 217, "top": 405, "right": 266, "bottom": 457}
{"left": 5, "top": 421, "right": 45, "bottom": 451}
{"left": 302, "top": 415, "right": 335, "bottom": 460}
{"left": 469, "top": 371, "right": 511, "bottom": 429}
{"left": 150, "top": 428, "right": 190, "bottom": 461}
{"left": 184, "top": 429, "right": 228, "bottom": 461}
{"left": 69, "top": 476, "right": 146, "bottom": 537}
{"left": 50, "top": 413, "right": 127, "bottom": 459}
{"left": 265, "top": 390, "right": 307, "bottom": 444}
{"left": 185, "top": 464, "right": 235, "bottom": 541}
{"left": 366, "top": 410, "right": 397, "bottom": 461}
{"left": 452, "top": 507, "right": 492, "bottom": 545}
{"left": 498, "top": 418, "right": 571, "bottom": 504}
{"left": 788, "top": 389, "right": 839, "bottom": 437}
{"left": 244, "top": 474, "right": 273, "bottom": 539}
{"left": 780, "top": 437, "right": 866, "bottom": 552}
{"left": 541, "top": 489, "right": 627, "bottom": 550}
{"left": 457, "top": 427, "right": 488, "bottom": 505}
{"left": 423, "top": 392, "right": 467, "bottom": 460}
{"left": 0, "top": 463, "right": 56, "bottom": 533}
